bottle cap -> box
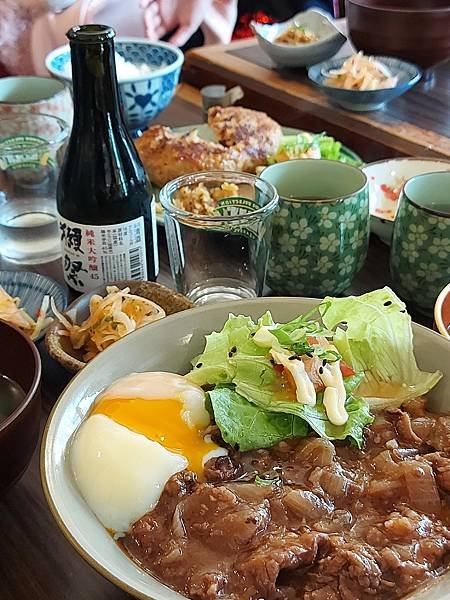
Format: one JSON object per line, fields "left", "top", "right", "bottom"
{"left": 66, "top": 24, "right": 116, "bottom": 43}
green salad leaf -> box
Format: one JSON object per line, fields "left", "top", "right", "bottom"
{"left": 232, "top": 364, "right": 370, "bottom": 448}
{"left": 187, "top": 314, "right": 264, "bottom": 386}
{"left": 268, "top": 133, "right": 361, "bottom": 166}
{"left": 321, "top": 287, "right": 443, "bottom": 409}
{"left": 188, "top": 309, "right": 370, "bottom": 448}
{"left": 208, "top": 386, "right": 308, "bottom": 452}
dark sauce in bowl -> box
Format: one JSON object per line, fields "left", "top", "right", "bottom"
{"left": 0, "top": 374, "right": 26, "bottom": 423}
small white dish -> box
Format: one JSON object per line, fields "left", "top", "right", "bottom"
{"left": 251, "top": 9, "right": 346, "bottom": 68}
{"left": 363, "top": 157, "right": 450, "bottom": 245}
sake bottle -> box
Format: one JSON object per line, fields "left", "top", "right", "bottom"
{"left": 57, "top": 24, "right": 158, "bottom": 292}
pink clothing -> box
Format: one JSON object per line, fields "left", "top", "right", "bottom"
{"left": 0, "top": 0, "right": 237, "bottom": 76}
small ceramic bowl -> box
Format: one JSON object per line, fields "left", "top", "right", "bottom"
{"left": 0, "top": 271, "right": 68, "bottom": 341}
{"left": 363, "top": 158, "right": 450, "bottom": 245}
{"left": 434, "top": 283, "right": 450, "bottom": 340}
{"left": 45, "top": 280, "right": 194, "bottom": 372}
{"left": 0, "top": 76, "right": 73, "bottom": 126}
{"left": 308, "top": 55, "right": 422, "bottom": 111}
{"left": 251, "top": 9, "right": 346, "bottom": 68}
{"left": 46, "top": 38, "right": 184, "bottom": 133}
{"left": 0, "top": 319, "right": 41, "bottom": 492}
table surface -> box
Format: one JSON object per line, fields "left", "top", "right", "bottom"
{"left": 0, "top": 83, "right": 432, "bottom": 600}
{"left": 184, "top": 38, "right": 450, "bottom": 163}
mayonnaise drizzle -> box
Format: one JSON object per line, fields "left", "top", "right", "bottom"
{"left": 270, "top": 349, "right": 316, "bottom": 406}
{"left": 319, "top": 361, "right": 348, "bottom": 426}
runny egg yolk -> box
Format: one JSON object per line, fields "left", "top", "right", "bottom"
{"left": 91, "top": 397, "right": 218, "bottom": 477}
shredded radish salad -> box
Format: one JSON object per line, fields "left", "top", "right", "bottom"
{"left": 51, "top": 286, "right": 166, "bottom": 361}
{"left": 0, "top": 286, "right": 52, "bottom": 341}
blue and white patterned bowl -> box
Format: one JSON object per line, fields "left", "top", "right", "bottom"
{"left": 0, "top": 271, "right": 68, "bottom": 341}
{"left": 45, "top": 38, "right": 184, "bottom": 132}
{"left": 308, "top": 55, "right": 422, "bottom": 112}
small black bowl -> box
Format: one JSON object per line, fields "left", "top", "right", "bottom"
{"left": 0, "top": 320, "right": 41, "bottom": 492}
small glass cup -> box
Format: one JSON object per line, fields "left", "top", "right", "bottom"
{"left": 0, "top": 113, "right": 69, "bottom": 264}
{"left": 160, "top": 171, "right": 279, "bottom": 304}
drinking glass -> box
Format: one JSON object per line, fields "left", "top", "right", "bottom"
{"left": 390, "top": 172, "right": 450, "bottom": 316}
{"left": 0, "top": 114, "right": 69, "bottom": 264}
{"left": 160, "top": 171, "right": 279, "bottom": 304}
{"left": 260, "top": 159, "right": 369, "bottom": 296}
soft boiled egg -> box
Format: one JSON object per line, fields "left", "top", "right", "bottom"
{"left": 70, "top": 372, "right": 227, "bottom": 533}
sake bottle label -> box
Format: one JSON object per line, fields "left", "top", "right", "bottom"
{"left": 58, "top": 215, "right": 148, "bottom": 291}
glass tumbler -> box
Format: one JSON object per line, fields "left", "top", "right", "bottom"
{"left": 160, "top": 171, "right": 279, "bottom": 304}
{"left": 0, "top": 113, "right": 69, "bottom": 264}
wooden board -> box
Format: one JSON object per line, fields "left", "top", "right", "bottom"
{"left": 184, "top": 39, "right": 450, "bottom": 163}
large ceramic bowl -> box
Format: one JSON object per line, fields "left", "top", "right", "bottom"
{"left": 0, "top": 320, "right": 41, "bottom": 492}
{"left": 0, "top": 76, "right": 73, "bottom": 126}
{"left": 41, "top": 297, "right": 450, "bottom": 599}
{"left": 363, "top": 157, "right": 450, "bottom": 245}
{"left": 45, "top": 38, "right": 184, "bottom": 132}
{"left": 251, "top": 9, "right": 346, "bottom": 68}
{"left": 346, "top": 0, "right": 450, "bottom": 69}
{"left": 308, "top": 55, "right": 421, "bottom": 111}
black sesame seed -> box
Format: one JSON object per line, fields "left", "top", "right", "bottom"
{"left": 306, "top": 352, "right": 313, "bottom": 357}
{"left": 288, "top": 355, "right": 298, "bottom": 361}
{"left": 196, "top": 362, "right": 203, "bottom": 368}
{"left": 250, "top": 332, "right": 255, "bottom": 337}
{"left": 230, "top": 346, "right": 237, "bottom": 353}
{"left": 322, "top": 359, "right": 327, "bottom": 366}
{"left": 228, "top": 352, "right": 233, "bottom": 357}
{"left": 319, "top": 366, "right": 324, "bottom": 374}
{"left": 270, "top": 358, "right": 275, "bottom": 365}
{"left": 400, "top": 309, "right": 406, "bottom": 313}
{"left": 384, "top": 300, "right": 392, "bottom": 306}
{"left": 341, "top": 321, "right": 348, "bottom": 325}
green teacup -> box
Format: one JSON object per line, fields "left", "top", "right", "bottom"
{"left": 260, "top": 159, "right": 369, "bottom": 296}
{"left": 390, "top": 172, "right": 450, "bottom": 316}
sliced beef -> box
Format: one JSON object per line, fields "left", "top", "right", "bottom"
{"left": 238, "top": 532, "right": 329, "bottom": 598}
{"left": 203, "top": 455, "right": 242, "bottom": 483}
{"left": 180, "top": 484, "right": 270, "bottom": 552}
{"left": 124, "top": 400, "right": 450, "bottom": 600}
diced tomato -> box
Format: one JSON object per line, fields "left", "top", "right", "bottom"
{"left": 340, "top": 361, "right": 355, "bottom": 378}
{"left": 307, "top": 336, "right": 319, "bottom": 345}
{"left": 272, "top": 363, "right": 296, "bottom": 392}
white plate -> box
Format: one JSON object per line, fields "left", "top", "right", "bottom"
{"left": 42, "top": 297, "right": 450, "bottom": 600}
{"left": 363, "top": 158, "right": 450, "bottom": 245}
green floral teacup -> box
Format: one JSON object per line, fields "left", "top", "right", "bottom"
{"left": 390, "top": 172, "right": 450, "bottom": 316}
{"left": 260, "top": 159, "right": 369, "bottom": 296}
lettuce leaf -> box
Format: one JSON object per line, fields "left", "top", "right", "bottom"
{"left": 208, "top": 386, "right": 308, "bottom": 451}
{"left": 188, "top": 311, "right": 370, "bottom": 447}
{"left": 187, "top": 314, "right": 263, "bottom": 386}
{"left": 232, "top": 364, "right": 370, "bottom": 448}
{"left": 321, "top": 287, "right": 443, "bottom": 408}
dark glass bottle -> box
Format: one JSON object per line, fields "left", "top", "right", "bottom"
{"left": 57, "top": 24, "right": 158, "bottom": 292}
